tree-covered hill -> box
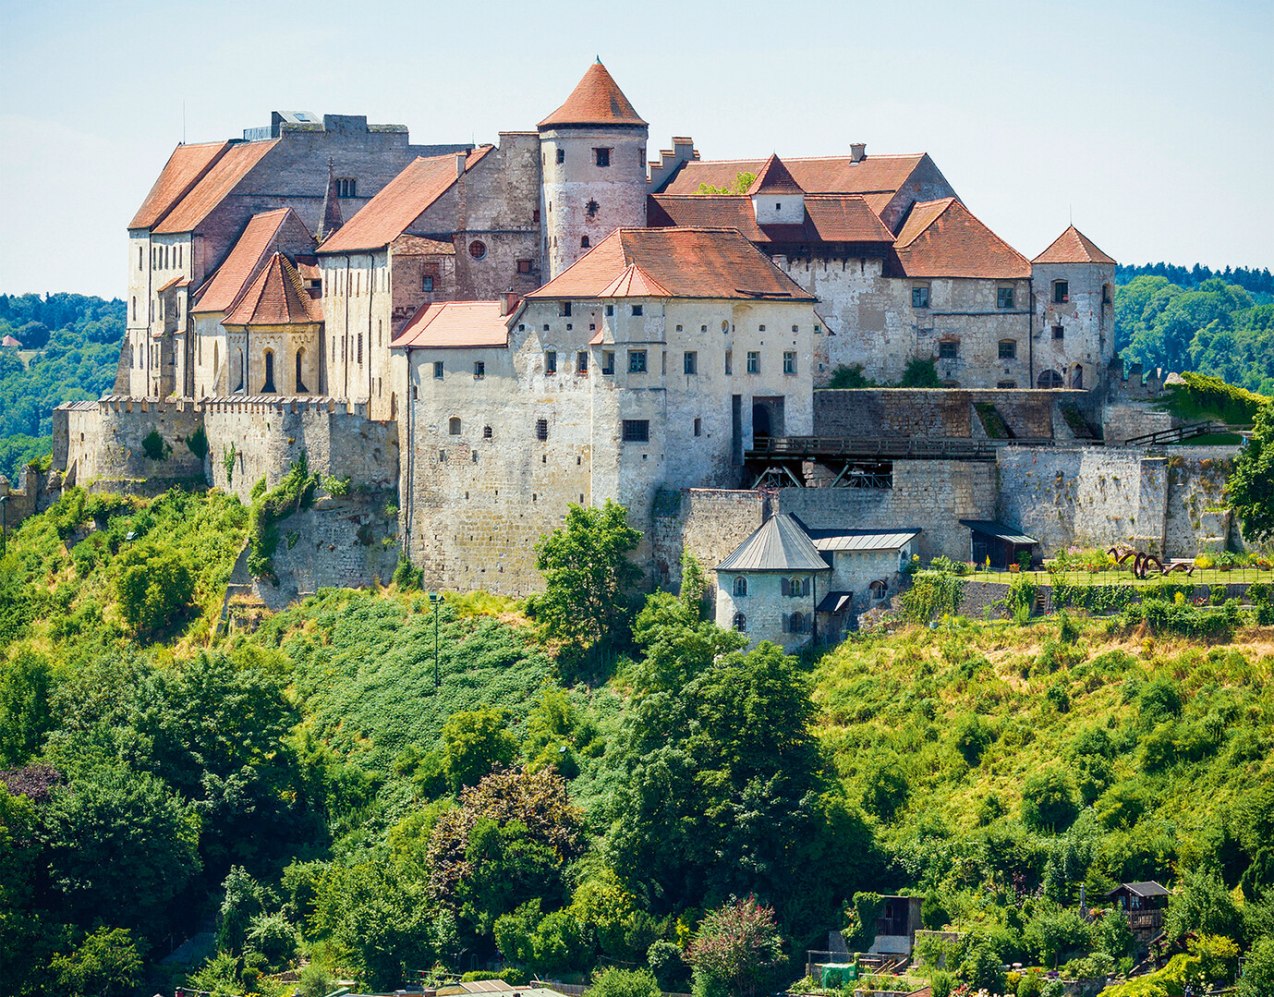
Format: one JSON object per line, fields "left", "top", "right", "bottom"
{"left": 0, "top": 293, "right": 124, "bottom": 482}
{"left": 3, "top": 488, "right": 1274, "bottom": 997}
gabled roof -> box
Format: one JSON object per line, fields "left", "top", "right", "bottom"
{"left": 1033, "top": 224, "right": 1116, "bottom": 265}
{"left": 660, "top": 153, "right": 930, "bottom": 198}
{"left": 598, "top": 263, "right": 671, "bottom": 298}
{"left": 392, "top": 301, "right": 509, "bottom": 350}
{"left": 648, "top": 194, "right": 896, "bottom": 246}
{"left": 538, "top": 60, "right": 647, "bottom": 129}
{"left": 959, "top": 519, "right": 1038, "bottom": 545}
{"left": 222, "top": 253, "right": 321, "bottom": 326}
{"left": 527, "top": 228, "right": 816, "bottom": 302}
{"left": 747, "top": 154, "right": 804, "bottom": 196}
{"left": 1107, "top": 881, "right": 1170, "bottom": 898}
{"left": 129, "top": 140, "right": 232, "bottom": 230}
{"left": 319, "top": 148, "right": 491, "bottom": 255}
{"left": 391, "top": 234, "right": 456, "bottom": 256}
{"left": 892, "top": 198, "right": 1031, "bottom": 279}
{"left": 1, "top": 335, "right": 23, "bottom": 348}
{"left": 152, "top": 140, "right": 281, "bottom": 234}
{"left": 193, "top": 208, "right": 313, "bottom": 315}
{"left": 718, "top": 514, "right": 831, "bottom": 572}
{"left": 808, "top": 529, "right": 920, "bottom": 552}
{"left": 156, "top": 275, "right": 190, "bottom": 292}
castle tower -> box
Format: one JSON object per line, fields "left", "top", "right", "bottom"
{"left": 1031, "top": 225, "right": 1117, "bottom": 392}
{"left": 538, "top": 60, "right": 648, "bottom": 279}
{"left": 748, "top": 154, "right": 805, "bottom": 225}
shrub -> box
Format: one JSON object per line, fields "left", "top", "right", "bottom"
{"left": 827, "top": 364, "right": 875, "bottom": 388}
{"left": 900, "top": 357, "right": 940, "bottom": 387}
{"left": 222, "top": 443, "right": 237, "bottom": 485}
{"left": 902, "top": 571, "right": 963, "bottom": 622}
{"left": 393, "top": 554, "right": 423, "bottom": 590}
{"left": 1021, "top": 769, "right": 1079, "bottom": 833}
{"left": 321, "top": 474, "right": 351, "bottom": 497}
{"left": 1007, "top": 577, "right": 1037, "bottom": 623}
{"left": 140, "top": 428, "right": 169, "bottom": 461}
{"left": 585, "top": 967, "right": 661, "bottom": 997}
{"left": 115, "top": 546, "right": 194, "bottom": 640}
{"left": 954, "top": 715, "right": 993, "bottom": 766}
{"left": 185, "top": 425, "right": 208, "bottom": 460}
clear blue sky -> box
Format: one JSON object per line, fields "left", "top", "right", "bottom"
{"left": 1, "top": 0, "right": 1271, "bottom": 298}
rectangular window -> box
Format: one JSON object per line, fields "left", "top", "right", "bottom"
{"left": 631, "top": 305, "right": 643, "bottom": 317}
{"left": 605, "top": 304, "right": 614, "bottom": 316}
{"left": 517, "top": 258, "right": 532, "bottom": 274}
{"left": 433, "top": 361, "right": 444, "bottom": 379}
{"left": 536, "top": 418, "right": 548, "bottom": 441}
{"left": 683, "top": 351, "right": 697, "bottom": 375}
{"left": 577, "top": 351, "right": 588, "bottom": 374}
{"left": 998, "top": 340, "right": 1017, "bottom": 360}
{"left": 724, "top": 350, "right": 732, "bottom": 375}
{"left": 628, "top": 350, "right": 647, "bottom": 373}
{"left": 939, "top": 340, "right": 959, "bottom": 359}
{"left": 594, "top": 147, "right": 611, "bottom": 167}
{"left": 622, "top": 419, "right": 649, "bottom": 443}
{"left": 1053, "top": 325, "right": 1065, "bottom": 340}
{"left": 545, "top": 350, "right": 557, "bottom": 374}
{"left": 693, "top": 417, "right": 702, "bottom": 437}
{"left": 336, "top": 178, "right": 357, "bottom": 197}
{"left": 422, "top": 275, "right": 434, "bottom": 292}
{"left": 473, "top": 361, "right": 485, "bottom": 379}
{"left": 602, "top": 351, "right": 615, "bottom": 375}
{"left": 1053, "top": 280, "right": 1069, "bottom": 304}
{"left": 783, "top": 351, "right": 796, "bottom": 375}
{"left": 357, "top": 334, "right": 363, "bottom": 365}
{"left": 560, "top": 301, "right": 572, "bottom": 317}
{"left": 912, "top": 285, "right": 930, "bottom": 308}
{"left": 555, "top": 148, "right": 565, "bottom": 165}
{"left": 746, "top": 351, "right": 760, "bottom": 374}
{"left": 997, "top": 287, "right": 1015, "bottom": 309}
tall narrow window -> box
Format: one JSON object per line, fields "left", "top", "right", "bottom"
{"left": 577, "top": 351, "right": 588, "bottom": 374}
{"left": 1053, "top": 280, "right": 1069, "bottom": 304}
{"left": 545, "top": 350, "right": 557, "bottom": 375}
{"left": 357, "top": 334, "right": 363, "bottom": 365}
{"left": 295, "top": 349, "right": 308, "bottom": 392}
{"left": 449, "top": 417, "right": 462, "bottom": 435}
{"left": 733, "top": 576, "right": 748, "bottom": 597}
{"left": 783, "top": 351, "right": 796, "bottom": 375}
{"left": 433, "top": 360, "right": 444, "bottom": 379}
{"left": 683, "top": 351, "right": 697, "bottom": 375}
{"left": 580, "top": 236, "right": 590, "bottom": 249}
{"left": 602, "top": 351, "right": 615, "bottom": 375}
{"left": 555, "top": 148, "right": 565, "bottom": 165}
{"left": 473, "top": 361, "right": 485, "bottom": 379}
{"left": 536, "top": 418, "right": 548, "bottom": 441}
{"left": 746, "top": 351, "right": 760, "bottom": 374}
{"left": 912, "top": 284, "right": 930, "bottom": 308}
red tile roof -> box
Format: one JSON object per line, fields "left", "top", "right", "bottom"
{"left": 156, "top": 275, "right": 191, "bottom": 292}
{"left": 1033, "top": 225, "right": 1116, "bottom": 265}
{"left": 391, "top": 234, "right": 456, "bottom": 256}
{"left": 1, "top": 335, "right": 22, "bottom": 348}
{"left": 222, "top": 253, "right": 321, "bottom": 326}
{"left": 747, "top": 154, "right": 803, "bottom": 195}
{"left": 392, "top": 301, "right": 509, "bottom": 349}
{"left": 598, "top": 263, "right": 672, "bottom": 298}
{"left": 527, "top": 228, "right": 816, "bottom": 301}
{"left": 319, "top": 148, "right": 491, "bottom": 255}
{"left": 648, "top": 194, "right": 895, "bottom": 245}
{"left": 660, "top": 153, "right": 928, "bottom": 197}
{"left": 193, "top": 208, "right": 313, "bottom": 314}
{"left": 892, "top": 198, "right": 1030, "bottom": 279}
{"left": 538, "top": 60, "right": 647, "bottom": 129}
{"left": 129, "top": 140, "right": 231, "bottom": 230}
{"left": 152, "top": 140, "right": 280, "bottom": 234}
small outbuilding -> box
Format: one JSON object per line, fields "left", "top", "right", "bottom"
{"left": 1106, "top": 881, "right": 1169, "bottom": 936}
{"left": 868, "top": 894, "right": 925, "bottom": 956}
{"left": 960, "top": 519, "right": 1039, "bottom": 570}
{"left": 0, "top": 335, "right": 22, "bottom": 349}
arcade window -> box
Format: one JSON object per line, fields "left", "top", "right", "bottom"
{"left": 594, "top": 148, "right": 611, "bottom": 167}
{"left": 622, "top": 419, "right": 649, "bottom": 443}
{"left": 336, "top": 177, "right": 357, "bottom": 197}
{"left": 997, "top": 287, "right": 1015, "bottom": 309}
{"left": 912, "top": 284, "right": 930, "bottom": 308}
{"left": 939, "top": 340, "right": 959, "bottom": 359}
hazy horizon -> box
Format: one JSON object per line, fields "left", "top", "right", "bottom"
{"left": 1, "top": 0, "right": 1271, "bottom": 299}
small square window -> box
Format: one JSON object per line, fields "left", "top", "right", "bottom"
{"left": 997, "top": 287, "right": 1015, "bottom": 309}
{"left": 622, "top": 419, "right": 649, "bottom": 443}
{"left": 631, "top": 305, "right": 643, "bottom": 317}
{"left": 628, "top": 350, "right": 647, "bottom": 373}
{"left": 433, "top": 361, "right": 444, "bottom": 380}
{"left": 998, "top": 340, "right": 1017, "bottom": 360}
{"left": 517, "top": 258, "right": 532, "bottom": 274}
{"left": 746, "top": 351, "right": 760, "bottom": 374}
{"left": 473, "top": 361, "right": 485, "bottom": 379}
{"left": 912, "top": 285, "right": 930, "bottom": 308}
{"left": 602, "top": 351, "right": 615, "bottom": 375}
{"left": 1053, "top": 325, "right": 1065, "bottom": 340}
{"left": 483, "top": 425, "right": 493, "bottom": 439}
{"left": 560, "top": 301, "right": 572, "bottom": 317}
{"left": 577, "top": 351, "right": 588, "bottom": 374}
{"left": 939, "top": 340, "right": 959, "bottom": 359}
{"left": 422, "top": 275, "right": 435, "bottom": 292}
{"left": 683, "top": 351, "right": 697, "bottom": 375}
{"left": 783, "top": 351, "right": 796, "bottom": 375}
{"left": 536, "top": 418, "right": 548, "bottom": 441}
{"left": 594, "top": 147, "right": 611, "bottom": 167}
{"left": 545, "top": 350, "right": 557, "bottom": 374}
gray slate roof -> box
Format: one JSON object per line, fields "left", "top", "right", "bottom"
{"left": 808, "top": 529, "right": 921, "bottom": 552}
{"left": 717, "top": 514, "right": 831, "bottom": 572}
{"left": 1107, "top": 881, "right": 1170, "bottom": 898}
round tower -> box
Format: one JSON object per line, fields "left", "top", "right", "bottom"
{"left": 538, "top": 60, "right": 649, "bottom": 279}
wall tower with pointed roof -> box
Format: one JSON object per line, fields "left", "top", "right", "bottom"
{"left": 538, "top": 60, "right": 649, "bottom": 279}
{"left": 1031, "top": 224, "right": 1117, "bottom": 391}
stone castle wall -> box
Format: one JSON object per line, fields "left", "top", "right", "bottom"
{"left": 56, "top": 397, "right": 205, "bottom": 491}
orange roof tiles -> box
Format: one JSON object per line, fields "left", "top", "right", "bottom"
{"left": 747, "top": 154, "right": 803, "bottom": 195}
{"left": 538, "top": 61, "right": 647, "bottom": 129}
{"left": 193, "top": 208, "right": 312, "bottom": 315}
{"left": 648, "top": 194, "right": 895, "bottom": 245}
{"left": 598, "top": 263, "right": 672, "bottom": 298}
{"left": 153, "top": 140, "right": 280, "bottom": 234}
{"left": 660, "top": 153, "right": 928, "bottom": 197}
{"left": 319, "top": 148, "right": 491, "bottom": 255}
{"left": 392, "top": 301, "right": 509, "bottom": 350}
{"left": 391, "top": 234, "right": 456, "bottom": 256}
{"left": 156, "top": 275, "right": 190, "bottom": 292}
{"left": 129, "top": 140, "right": 231, "bottom": 230}
{"left": 223, "top": 253, "right": 321, "bottom": 326}
{"left": 1033, "top": 225, "right": 1116, "bottom": 265}
{"left": 527, "top": 228, "right": 816, "bottom": 302}
{"left": 892, "top": 198, "right": 1030, "bottom": 279}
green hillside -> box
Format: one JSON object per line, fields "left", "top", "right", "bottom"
{"left": 2, "top": 488, "right": 1274, "bottom": 997}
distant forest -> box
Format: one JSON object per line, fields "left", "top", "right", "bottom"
{"left": 1117, "top": 261, "right": 1274, "bottom": 300}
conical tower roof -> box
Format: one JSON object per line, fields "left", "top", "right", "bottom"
{"left": 1033, "top": 224, "right": 1115, "bottom": 265}
{"left": 747, "top": 154, "right": 804, "bottom": 196}
{"left": 538, "top": 60, "right": 647, "bottom": 129}
{"left": 717, "top": 514, "right": 830, "bottom": 572}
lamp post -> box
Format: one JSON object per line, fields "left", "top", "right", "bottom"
{"left": 428, "top": 591, "right": 442, "bottom": 689}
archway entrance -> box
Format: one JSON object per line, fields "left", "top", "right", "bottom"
{"left": 752, "top": 396, "right": 785, "bottom": 442}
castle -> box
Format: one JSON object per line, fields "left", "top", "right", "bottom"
{"left": 50, "top": 61, "right": 1240, "bottom": 648}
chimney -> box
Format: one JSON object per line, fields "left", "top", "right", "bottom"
{"left": 850, "top": 142, "right": 867, "bottom": 164}
{"left": 499, "top": 290, "right": 520, "bottom": 317}
{"left": 455, "top": 152, "right": 466, "bottom": 179}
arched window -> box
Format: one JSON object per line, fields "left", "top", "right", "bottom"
{"left": 1038, "top": 369, "right": 1064, "bottom": 389}
{"left": 787, "top": 611, "right": 805, "bottom": 634}
{"left": 580, "top": 235, "right": 590, "bottom": 249}
{"left": 449, "top": 417, "right": 462, "bottom": 435}
{"left": 213, "top": 341, "right": 219, "bottom": 378}
{"left": 732, "top": 612, "right": 747, "bottom": 633}
{"left": 234, "top": 349, "right": 245, "bottom": 392}
{"left": 262, "top": 349, "right": 276, "bottom": 393}
{"left": 295, "top": 349, "right": 308, "bottom": 393}
{"left": 733, "top": 576, "right": 748, "bottom": 597}
{"left": 782, "top": 576, "right": 809, "bottom": 597}
{"left": 869, "top": 579, "right": 888, "bottom": 602}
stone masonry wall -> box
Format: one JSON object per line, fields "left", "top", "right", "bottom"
{"left": 57, "top": 397, "right": 205, "bottom": 492}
